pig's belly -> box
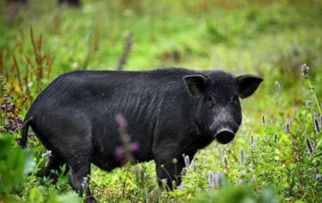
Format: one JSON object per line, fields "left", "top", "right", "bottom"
{"left": 91, "top": 145, "right": 154, "bottom": 171}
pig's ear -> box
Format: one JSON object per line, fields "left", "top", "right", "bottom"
{"left": 236, "top": 75, "right": 263, "bottom": 99}
{"left": 183, "top": 74, "right": 208, "bottom": 97}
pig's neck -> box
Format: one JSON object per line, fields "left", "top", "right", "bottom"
{"left": 194, "top": 121, "right": 214, "bottom": 149}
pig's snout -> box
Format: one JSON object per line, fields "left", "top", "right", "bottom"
{"left": 215, "top": 128, "right": 235, "bottom": 144}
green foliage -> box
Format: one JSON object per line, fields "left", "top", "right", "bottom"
{"left": 192, "top": 185, "right": 278, "bottom": 203}
{"left": 0, "top": 135, "right": 34, "bottom": 195}
{"left": 0, "top": 134, "right": 80, "bottom": 203}
{"left": 0, "top": 0, "right": 321, "bottom": 202}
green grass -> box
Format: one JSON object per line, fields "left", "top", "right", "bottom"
{"left": 0, "top": 0, "right": 321, "bottom": 202}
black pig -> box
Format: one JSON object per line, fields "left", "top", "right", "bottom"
{"left": 20, "top": 68, "right": 262, "bottom": 202}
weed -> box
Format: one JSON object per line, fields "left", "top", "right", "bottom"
{"left": 0, "top": 80, "right": 25, "bottom": 134}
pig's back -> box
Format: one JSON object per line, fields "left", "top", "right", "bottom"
{"left": 25, "top": 68, "right": 197, "bottom": 121}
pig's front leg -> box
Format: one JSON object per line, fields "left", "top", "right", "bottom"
{"left": 154, "top": 150, "right": 185, "bottom": 190}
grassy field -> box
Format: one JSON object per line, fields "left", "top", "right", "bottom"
{"left": 0, "top": 0, "right": 321, "bottom": 202}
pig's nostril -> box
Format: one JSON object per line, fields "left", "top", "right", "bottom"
{"left": 215, "top": 128, "right": 235, "bottom": 144}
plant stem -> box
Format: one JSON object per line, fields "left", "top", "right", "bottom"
{"left": 305, "top": 77, "right": 322, "bottom": 114}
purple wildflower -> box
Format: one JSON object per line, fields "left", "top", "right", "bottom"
{"left": 184, "top": 155, "right": 190, "bottom": 168}
{"left": 274, "top": 133, "right": 278, "bottom": 143}
{"left": 251, "top": 135, "right": 256, "bottom": 148}
{"left": 208, "top": 171, "right": 215, "bottom": 189}
{"left": 240, "top": 149, "right": 245, "bottom": 165}
{"left": 81, "top": 175, "right": 89, "bottom": 190}
{"left": 285, "top": 121, "right": 291, "bottom": 133}
{"left": 130, "top": 141, "right": 140, "bottom": 153}
{"left": 0, "top": 81, "right": 25, "bottom": 134}
{"left": 316, "top": 174, "right": 322, "bottom": 182}
{"left": 306, "top": 138, "right": 315, "bottom": 154}
{"left": 115, "top": 146, "right": 126, "bottom": 161}
{"left": 261, "top": 115, "right": 266, "bottom": 125}
{"left": 274, "top": 81, "right": 281, "bottom": 92}
{"left": 115, "top": 114, "right": 128, "bottom": 134}
{"left": 223, "top": 156, "right": 228, "bottom": 168}
{"left": 300, "top": 64, "right": 310, "bottom": 75}
{"left": 236, "top": 179, "right": 243, "bottom": 185}
{"left": 214, "top": 172, "right": 224, "bottom": 188}
{"left": 114, "top": 142, "right": 141, "bottom": 163}
{"left": 177, "top": 182, "right": 184, "bottom": 190}
{"left": 314, "top": 117, "right": 320, "bottom": 133}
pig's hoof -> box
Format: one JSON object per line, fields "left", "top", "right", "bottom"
{"left": 85, "top": 196, "right": 97, "bottom": 203}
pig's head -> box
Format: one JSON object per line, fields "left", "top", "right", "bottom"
{"left": 184, "top": 71, "right": 263, "bottom": 144}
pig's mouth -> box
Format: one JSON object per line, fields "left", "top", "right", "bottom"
{"left": 214, "top": 128, "right": 235, "bottom": 144}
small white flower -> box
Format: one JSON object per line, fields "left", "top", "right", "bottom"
{"left": 41, "top": 150, "right": 52, "bottom": 158}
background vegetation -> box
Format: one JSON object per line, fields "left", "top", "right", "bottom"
{"left": 0, "top": 0, "right": 321, "bottom": 202}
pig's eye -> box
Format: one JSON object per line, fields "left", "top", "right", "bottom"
{"left": 207, "top": 95, "right": 216, "bottom": 107}
{"left": 230, "top": 95, "right": 239, "bottom": 104}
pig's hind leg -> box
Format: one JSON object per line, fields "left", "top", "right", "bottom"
{"left": 58, "top": 122, "right": 96, "bottom": 203}
{"left": 66, "top": 140, "right": 96, "bottom": 203}
{"left": 39, "top": 110, "right": 96, "bottom": 202}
